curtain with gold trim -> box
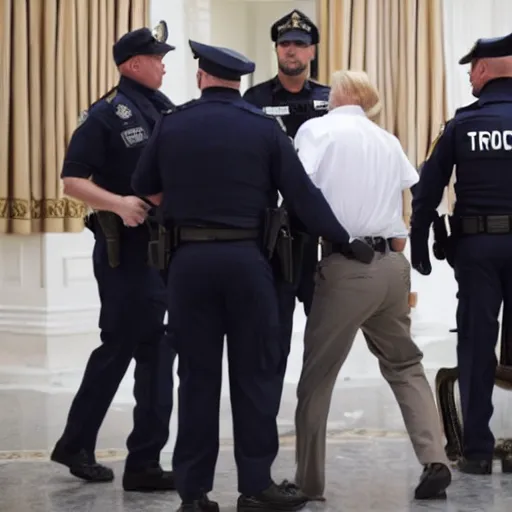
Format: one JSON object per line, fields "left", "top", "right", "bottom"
{"left": 0, "top": 0, "right": 149, "bottom": 234}
{"left": 316, "top": 0, "right": 448, "bottom": 226}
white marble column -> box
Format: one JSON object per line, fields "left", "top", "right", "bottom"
{"left": 0, "top": 0, "right": 216, "bottom": 388}
{"left": 0, "top": 231, "right": 100, "bottom": 386}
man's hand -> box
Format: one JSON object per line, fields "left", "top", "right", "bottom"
{"left": 410, "top": 229, "right": 432, "bottom": 275}
{"left": 113, "top": 196, "right": 150, "bottom": 227}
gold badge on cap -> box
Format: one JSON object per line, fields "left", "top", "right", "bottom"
{"left": 152, "top": 20, "right": 169, "bottom": 43}
{"left": 291, "top": 11, "right": 301, "bottom": 29}
{"left": 277, "top": 10, "right": 312, "bottom": 35}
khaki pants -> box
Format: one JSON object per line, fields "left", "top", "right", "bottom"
{"left": 294, "top": 251, "right": 448, "bottom": 497}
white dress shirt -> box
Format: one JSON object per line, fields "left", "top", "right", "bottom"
{"left": 294, "top": 105, "right": 419, "bottom": 239}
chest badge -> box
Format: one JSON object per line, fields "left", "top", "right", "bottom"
{"left": 115, "top": 104, "right": 132, "bottom": 120}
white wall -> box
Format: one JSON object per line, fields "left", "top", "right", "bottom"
{"left": 209, "top": 0, "right": 316, "bottom": 91}
{"left": 443, "top": 0, "right": 512, "bottom": 116}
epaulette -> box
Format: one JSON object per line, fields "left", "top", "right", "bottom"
{"left": 105, "top": 88, "right": 118, "bottom": 103}
{"left": 76, "top": 86, "right": 118, "bottom": 127}
{"left": 425, "top": 121, "right": 449, "bottom": 160}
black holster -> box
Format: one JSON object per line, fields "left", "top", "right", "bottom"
{"left": 263, "top": 207, "right": 294, "bottom": 284}
{"left": 432, "top": 213, "right": 455, "bottom": 268}
{"left": 147, "top": 220, "right": 172, "bottom": 271}
{"left": 95, "top": 211, "right": 121, "bottom": 268}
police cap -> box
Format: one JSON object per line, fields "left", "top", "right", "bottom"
{"left": 113, "top": 20, "right": 175, "bottom": 66}
{"left": 459, "top": 32, "right": 512, "bottom": 64}
{"left": 189, "top": 40, "right": 255, "bottom": 81}
{"left": 270, "top": 10, "right": 319, "bottom": 46}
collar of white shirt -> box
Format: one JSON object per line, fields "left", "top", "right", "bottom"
{"left": 328, "top": 105, "right": 366, "bottom": 116}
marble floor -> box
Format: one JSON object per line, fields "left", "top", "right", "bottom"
{"left": 2, "top": 255, "right": 512, "bottom": 510}
{"left": 2, "top": 438, "right": 512, "bottom": 512}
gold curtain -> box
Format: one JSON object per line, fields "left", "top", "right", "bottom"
{"left": 0, "top": 0, "right": 149, "bottom": 234}
{"left": 316, "top": 0, "right": 447, "bottom": 226}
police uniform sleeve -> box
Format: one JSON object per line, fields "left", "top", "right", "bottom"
{"left": 411, "top": 121, "right": 455, "bottom": 234}
{"left": 131, "top": 115, "right": 164, "bottom": 196}
{"left": 61, "top": 115, "right": 109, "bottom": 179}
{"left": 270, "top": 123, "right": 350, "bottom": 244}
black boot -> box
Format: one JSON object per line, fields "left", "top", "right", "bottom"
{"left": 51, "top": 442, "right": 114, "bottom": 482}
{"left": 177, "top": 494, "right": 219, "bottom": 512}
{"left": 123, "top": 463, "right": 176, "bottom": 492}
{"left": 414, "top": 463, "right": 451, "bottom": 499}
{"left": 457, "top": 457, "right": 493, "bottom": 475}
{"left": 237, "top": 481, "right": 308, "bottom": 511}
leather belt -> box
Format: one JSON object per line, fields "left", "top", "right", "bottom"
{"left": 459, "top": 215, "right": 512, "bottom": 235}
{"left": 322, "top": 236, "right": 390, "bottom": 259}
{"left": 178, "top": 227, "right": 260, "bottom": 242}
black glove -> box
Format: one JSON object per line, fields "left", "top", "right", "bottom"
{"left": 349, "top": 239, "right": 375, "bottom": 264}
{"left": 410, "top": 229, "right": 432, "bottom": 275}
{"left": 445, "top": 235, "right": 455, "bottom": 268}
{"left": 432, "top": 240, "right": 446, "bottom": 260}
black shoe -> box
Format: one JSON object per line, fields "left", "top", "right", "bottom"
{"left": 449, "top": 328, "right": 458, "bottom": 333}
{"left": 278, "top": 479, "right": 326, "bottom": 502}
{"left": 177, "top": 494, "right": 219, "bottom": 512}
{"left": 237, "top": 481, "right": 308, "bottom": 511}
{"left": 51, "top": 443, "right": 114, "bottom": 483}
{"left": 123, "top": 464, "right": 176, "bottom": 492}
{"left": 457, "top": 457, "right": 493, "bottom": 475}
{"left": 414, "top": 463, "right": 451, "bottom": 500}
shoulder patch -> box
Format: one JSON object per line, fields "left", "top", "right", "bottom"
{"left": 115, "top": 103, "right": 133, "bottom": 120}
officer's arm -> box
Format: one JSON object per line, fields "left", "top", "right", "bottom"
{"left": 131, "top": 117, "right": 164, "bottom": 205}
{"left": 61, "top": 116, "right": 126, "bottom": 213}
{"left": 411, "top": 121, "right": 455, "bottom": 233}
{"left": 270, "top": 123, "right": 350, "bottom": 244}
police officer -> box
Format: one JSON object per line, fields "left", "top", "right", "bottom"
{"left": 131, "top": 39, "right": 369, "bottom": 512}
{"left": 243, "top": 8, "right": 328, "bottom": 412}
{"left": 243, "top": 10, "right": 329, "bottom": 141}
{"left": 410, "top": 33, "right": 512, "bottom": 475}
{"left": 52, "top": 23, "right": 176, "bottom": 491}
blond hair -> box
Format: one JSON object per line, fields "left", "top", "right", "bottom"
{"left": 328, "top": 70, "right": 382, "bottom": 121}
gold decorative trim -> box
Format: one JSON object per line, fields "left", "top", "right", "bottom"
{"left": 0, "top": 198, "right": 86, "bottom": 220}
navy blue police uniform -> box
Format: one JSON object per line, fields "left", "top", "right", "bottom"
{"left": 52, "top": 24, "right": 177, "bottom": 490}
{"left": 410, "top": 33, "right": 512, "bottom": 475}
{"left": 243, "top": 10, "right": 328, "bottom": 409}
{"left": 132, "top": 40, "right": 353, "bottom": 512}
